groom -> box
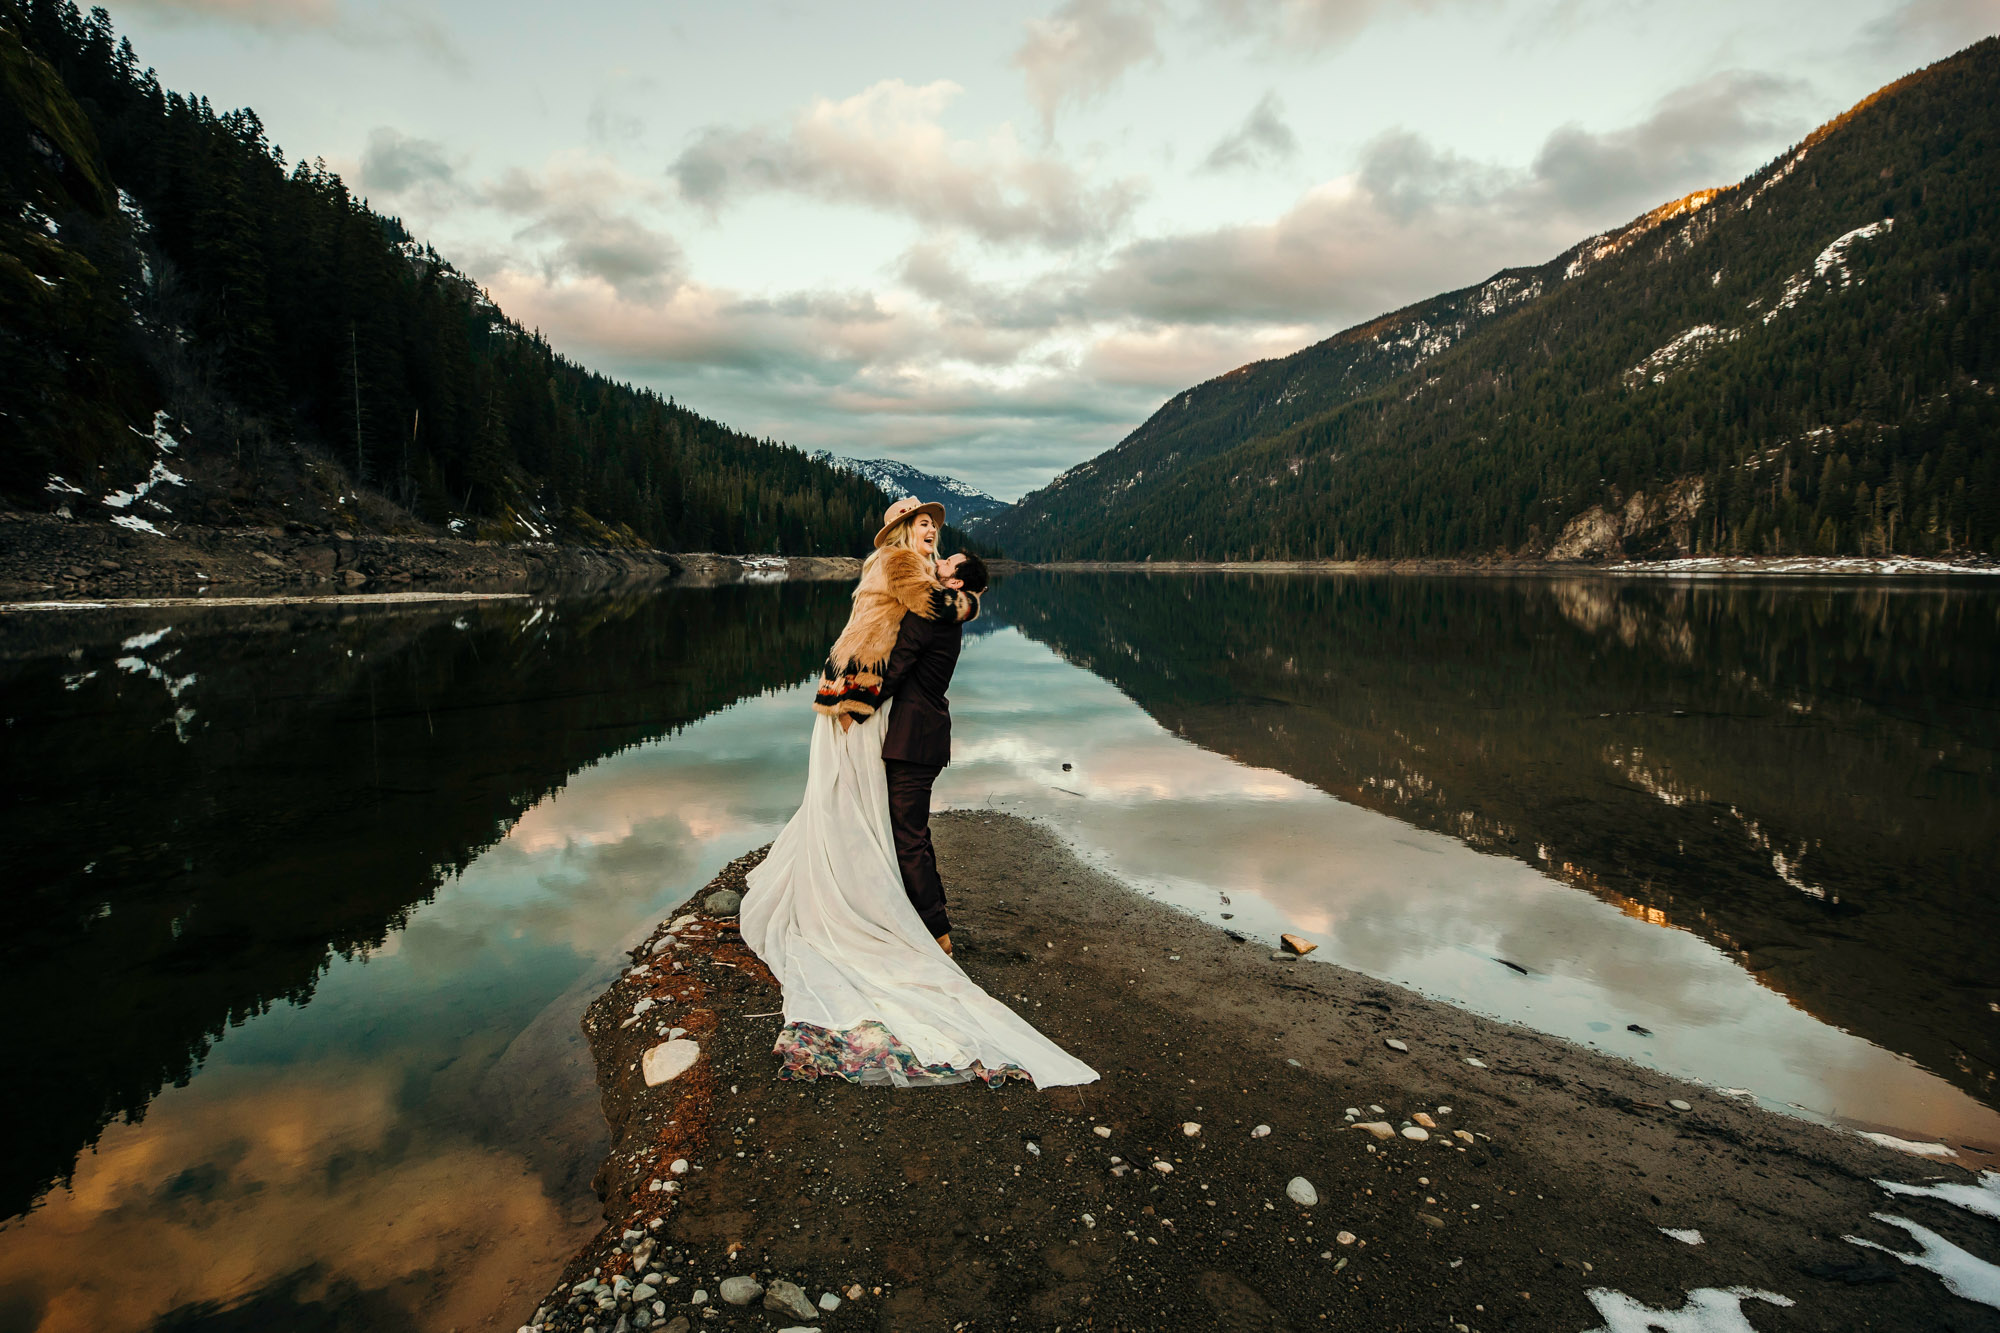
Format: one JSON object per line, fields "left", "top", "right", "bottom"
{"left": 877, "top": 548, "right": 988, "bottom": 956}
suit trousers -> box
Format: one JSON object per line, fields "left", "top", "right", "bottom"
{"left": 884, "top": 758, "right": 950, "bottom": 937}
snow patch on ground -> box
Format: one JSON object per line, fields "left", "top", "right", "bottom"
{"left": 109, "top": 514, "right": 166, "bottom": 537}
{"left": 1578, "top": 1286, "right": 1792, "bottom": 1332}
{"left": 1861, "top": 1132, "right": 1958, "bottom": 1157}
{"left": 1876, "top": 1171, "right": 2000, "bottom": 1222}
{"left": 1846, "top": 1213, "right": 2000, "bottom": 1309}
{"left": 1602, "top": 557, "right": 1999, "bottom": 577}
{"left": 1626, "top": 325, "right": 1741, "bottom": 386}
{"left": 1761, "top": 218, "right": 1893, "bottom": 325}
{"left": 121, "top": 627, "right": 172, "bottom": 651}
{"left": 1659, "top": 1227, "right": 1705, "bottom": 1245}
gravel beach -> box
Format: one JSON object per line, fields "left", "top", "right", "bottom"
{"left": 529, "top": 812, "right": 1999, "bottom": 1333}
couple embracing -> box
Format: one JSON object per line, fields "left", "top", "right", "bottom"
{"left": 739, "top": 498, "right": 1098, "bottom": 1090}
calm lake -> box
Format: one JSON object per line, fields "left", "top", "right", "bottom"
{"left": 2, "top": 572, "right": 1995, "bottom": 1331}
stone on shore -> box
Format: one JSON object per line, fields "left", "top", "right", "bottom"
{"left": 1250, "top": 1124, "right": 1272, "bottom": 1138}
{"left": 642, "top": 1039, "right": 700, "bottom": 1087}
{"left": 1353, "top": 1121, "right": 1395, "bottom": 1140}
{"left": 1281, "top": 933, "right": 1317, "bottom": 956}
{"left": 1384, "top": 1038, "right": 1409, "bottom": 1052}
{"left": 1670, "top": 1099, "right": 1692, "bottom": 1111}
{"left": 718, "top": 1275, "right": 763, "bottom": 1305}
{"left": 1093, "top": 1125, "right": 1112, "bottom": 1137}
{"left": 1286, "top": 1177, "right": 1320, "bottom": 1207}
{"left": 1182, "top": 1122, "right": 1202, "bottom": 1136}
{"left": 765, "top": 1280, "right": 817, "bottom": 1319}
{"left": 1413, "top": 1112, "right": 1437, "bottom": 1128}
{"left": 1401, "top": 1125, "right": 1430, "bottom": 1141}
{"left": 704, "top": 889, "right": 742, "bottom": 915}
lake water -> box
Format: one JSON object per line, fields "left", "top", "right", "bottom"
{"left": 1, "top": 573, "right": 1995, "bottom": 1331}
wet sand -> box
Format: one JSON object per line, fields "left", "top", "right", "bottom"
{"left": 530, "top": 812, "right": 1999, "bottom": 1333}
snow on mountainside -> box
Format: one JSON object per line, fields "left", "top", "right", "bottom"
{"left": 807, "top": 453, "right": 1011, "bottom": 522}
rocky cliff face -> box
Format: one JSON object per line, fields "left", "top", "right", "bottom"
{"left": 1548, "top": 477, "right": 1706, "bottom": 562}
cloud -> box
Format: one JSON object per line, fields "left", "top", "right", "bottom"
{"left": 481, "top": 160, "right": 685, "bottom": 301}
{"left": 111, "top": 0, "right": 338, "bottom": 26}
{"left": 111, "top": 0, "right": 463, "bottom": 62}
{"left": 669, "top": 79, "right": 1142, "bottom": 248}
{"left": 1013, "top": 0, "right": 1162, "bottom": 132}
{"left": 1085, "top": 69, "right": 1809, "bottom": 326}
{"left": 1530, "top": 70, "right": 1808, "bottom": 215}
{"left": 1198, "top": 0, "right": 1439, "bottom": 52}
{"left": 1862, "top": 0, "right": 2000, "bottom": 47}
{"left": 359, "top": 127, "right": 455, "bottom": 193}
{"left": 1200, "top": 92, "right": 1301, "bottom": 173}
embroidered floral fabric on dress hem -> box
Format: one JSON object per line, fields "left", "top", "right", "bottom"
{"left": 774, "top": 1020, "right": 1028, "bottom": 1088}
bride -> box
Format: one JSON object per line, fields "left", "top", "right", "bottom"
{"left": 738, "top": 500, "right": 1099, "bottom": 1089}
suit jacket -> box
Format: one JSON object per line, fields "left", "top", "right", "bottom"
{"left": 877, "top": 593, "right": 974, "bottom": 766}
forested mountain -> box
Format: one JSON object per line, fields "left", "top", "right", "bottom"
{"left": 807, "top": 451, "right": 1010, "bottom": 521}
{"left": 1, "top": 1, "right": 885, "bottom": 553}
{"left": 985, "top": 39, "right": 2000, "bottom": 562}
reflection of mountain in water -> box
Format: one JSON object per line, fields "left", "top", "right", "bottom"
{"left": 0, "top": 584, "right": 851, "bottom": 1217}
{"left": 996, "top": 573, "right": 2000, "bottom": 1119}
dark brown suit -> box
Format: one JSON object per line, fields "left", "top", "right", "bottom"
{"left": 876, "top": 595, "right": 972, "bottom": 937}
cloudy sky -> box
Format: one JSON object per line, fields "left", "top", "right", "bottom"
{"left": 104, "top": 0, "right": 1996, "bottom": 499}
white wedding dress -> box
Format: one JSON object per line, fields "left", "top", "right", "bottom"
{"left": 740, "top": 702, "right": 1099, "bottom": 1088}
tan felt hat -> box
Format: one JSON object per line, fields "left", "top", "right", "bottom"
{"left": 873, "top": 496, "right": 947, "bottom": 548}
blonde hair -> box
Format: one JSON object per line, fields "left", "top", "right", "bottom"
{"left": 860, "top": 515, "right": 936, "bottom": 581}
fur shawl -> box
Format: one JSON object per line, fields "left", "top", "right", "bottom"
{"left": 813, "top": 547, "right": 977, "bottom": 719}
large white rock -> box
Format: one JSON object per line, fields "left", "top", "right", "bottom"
{"left": 642, "top": 1038, "right": 700, "bottom": 1086}
{"left": 1286, "top": 1177, "right": 1320, "bottom": 1207}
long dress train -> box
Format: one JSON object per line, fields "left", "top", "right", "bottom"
{"left": 740, "top": 703, "right": 1099, "bottom": 1088}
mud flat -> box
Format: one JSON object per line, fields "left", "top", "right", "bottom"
{"left": 533, "top": 813, "right": 2000, "bottom": 1333}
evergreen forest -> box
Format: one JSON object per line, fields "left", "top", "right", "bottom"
{"left": 1, "top": 0, "right": 887, "bottom": 553}
{"left": 983, "top": 39, "right": 2000, "bottom": 562}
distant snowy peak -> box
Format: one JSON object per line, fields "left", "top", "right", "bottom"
{"left": 808, "top": 452, "right": 1010, "bottom": 521}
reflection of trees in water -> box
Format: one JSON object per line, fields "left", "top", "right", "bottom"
{"left": 997, "top": 573, "right": 2000, "bottom": 1117}
{"left": 0, "top": 584, "right": 851, "bottom": 1217}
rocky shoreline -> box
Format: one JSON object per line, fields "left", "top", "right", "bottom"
{"left": 531, "top": 812, "right": 1999, "bottom": 1333}
{"left": 0, "top": 512, "right": 862, "bottom": 602}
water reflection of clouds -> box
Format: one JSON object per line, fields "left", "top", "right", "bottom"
{"left": 941, "top": 626, "right": 2000, "bottom": 1153}
{"left": 0, "top": 1061, "right": 578, "bottom": 1333}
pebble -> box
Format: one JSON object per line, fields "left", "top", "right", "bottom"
{"left": 1401, "top": 1126, "right": 1430, "bottom": 1141}
{"left": 1152, "top": 1160, "right": 1174, "bottom": 1174}
{"left": 1368, "top": 1104, "right": 1385, "bottom": 1114}
{"left": 1251, "top": 1124, "right": 1272, "bottom": 1138}
{"left": 634, "top": 1283, "right": 657, "bottom": 1301}
{"left": 1384, "top": 1038, "right": 1409, "bottom": 1052}
{"left": 670, "top": 1158, "right": 689, "bottom": 1175}
{"left": 1270, "top": 951, "right": 1298, "bottom": 962}
{"left": 1669, "top": 1099, "right": 1692, "bottom": 1111}
{"left": 846, "top": 1285, "right": 864, "bottom": 1300}
{"left": 1094, "top": 1125, "right": 1112, "bottom": 1138}
{"left": 1353, "top": 1121, "right": 1395, "bottom": 1140}
{"left": 1345, "top": 1107, "right": 1360, "bottom": 1118}
{"left": 765, "top": 1280, "right": 817, "bottom": 1320}
{"left": 663, "top": 1319, "right": 688, "bottom": 1333}
{"left": 1182, "top": 1122, "right": 1202, "bottom": 1137}
{"left": 690, "top": 1290, "right": 708, "bottom": 1305}
{"left": 1454, "top": 1130, "right": 1475, "bottom": 1144}
{"left": 1437, "top": 1106, "right": 1452, "bottom": 1115}
{"left": 704, "top": 889, "right": 742, "bottom": 915}
{"left": 1464, "top": 1057, "right": 1487, "bottom": 1068}
{"left": 718, "top": 1276, "right": 762, "bottom": 1305}
{"left": 641, "top": 1039, "right": 700, "bottom": 1087}
{"left": 1286, "top": 1177, "right": 1320, "bottom": 1207}
{"left": 1412, "top": 1112, "right": 1437, "bottom": 1128}
{"left": 1418, "top": 1212, "right": 1445, "bottom": 1228}
{"left": 1337, "top": 1231, "right": 1356, "bottom": 1245}
{"left": 1280, "top": 933, "right": 1317, "bottom": 956}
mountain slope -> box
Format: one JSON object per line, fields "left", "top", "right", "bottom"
{"left": 986, "top": 40, "right": 2000, "bottom": 562}
{"left": 807, "top": 451, "right": 1010, "bottom": 521}
{"left": 1, "top": 2, "right": 885, "bottom": 554}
